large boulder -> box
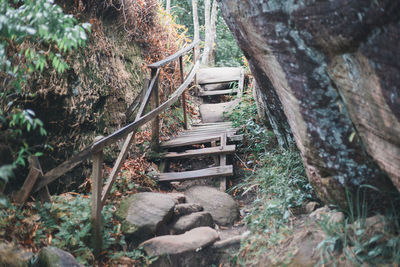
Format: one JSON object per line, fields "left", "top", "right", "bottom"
{"left": 185, "top": 186, "right": 239, "bottom": 225}
{"left": 218, "top": 0, "right": 400, "bottom": 210}
{"left": 116, "top": 192, "right": 176, "bottom": 243}
{"left": 36, "top": 247, "right": 82, "bottom": 267}
{"left": 140, "top": 227, "right": 219, "bottom": 267}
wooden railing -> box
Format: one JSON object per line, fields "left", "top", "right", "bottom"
{"left": 21, "top": 39, "right": 201, "bottom": 256}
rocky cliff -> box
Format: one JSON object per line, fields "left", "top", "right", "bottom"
{"left": 218, "top": 0, "right": 400, "bottom": 209}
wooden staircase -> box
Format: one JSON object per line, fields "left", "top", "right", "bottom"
{"left": 156, "top": 67, "right": 244, "bottom": 191}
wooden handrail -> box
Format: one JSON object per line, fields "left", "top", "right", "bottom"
{"left": 27, "top": 39, "right": 201, "bottom": 258}
{"left": 31, "top": 41, "right": 200, "bottom": 193}
{"left": 91, "top": 61, "right": 199, "bottom": 152}
{"left": 148, "top": 39, "right": 200, "bottom": 69}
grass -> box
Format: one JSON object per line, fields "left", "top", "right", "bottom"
{"left": 226, "top": 90, "right": 318, "bottom": 265}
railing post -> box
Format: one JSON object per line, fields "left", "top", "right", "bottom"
{"left": 192, "top": 47, "right": 197, "bottom": 85}
{"left": 179, "top": 56, "right": 189, "bottom": 130}
{"left": 151, "top": 69, "right": 160, "bottom": 151}
{"left": 91, "top": 136, "right": 103, "bottom": 258}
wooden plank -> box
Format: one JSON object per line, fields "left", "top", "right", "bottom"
{"left": 91, "top": 61, "right": 200, "bottom": 152}
{"left": 148, "top": 39, "right": 200, "bottom": 69}
{"left": 192, "top": 122, "right": 232, "bottom": 127}
{"left": 161, "top": 134, "right": 242, "bottom": 149}
{"left": 197, "top": 67, "right": 242, "bottom": 84}
{"left": 228, "top": 134, "right": 243, "bottom": 142}
{"left": 136, "top": 69, "right": 160, "bottom": 120}
{"left": 161, "top": 135, "right": 221, "bottom": 148}
{"left": 32, "top": 147, "right": 92, "bottom": 193}
{"left": 157, "top": 165, "right": 233, "bottom": 182}
{"left": 13, "top": 156, "right": 42, "bottom": 204}
{"left": 101, "top": 131, "right": 135, "bottom": 206}
{"left": 91, "top": 149, "right": 103, "bottom": 257}
{"left": 199, "top": 89, "right": 238, "bottom": 96}
{"left": 202, "top": 82, "right": 231, "bottom": 91}
{"left": 162, "top": 145, "right": 236, "bottom": 159}
{"left": 219, "top": 133, "right": 227, "bottom": 192}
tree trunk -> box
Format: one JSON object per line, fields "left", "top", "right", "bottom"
{"left": 218, "top": 0, "right": 400, "bottom": 212}
{"left": 192, "top": 0, "right": 200, "bottom": 57}
{"left": 208, "top": 0, "right": 218, "bottom": 66}
{"left": 202, "top": 0, "right": 211, "bottom": 65}
{"left": 166, "top": 0, "right": 171, "bottom": 13}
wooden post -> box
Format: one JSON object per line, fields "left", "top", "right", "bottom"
{"left": 91, "top": 137, "right": 103, "bottom": 258}
{"left": 151, "top": 69, "right": 160, "bottom": 151}
{"left": 179, "top": 56, "right": 189, "bottom": 130}
{"left": 13, "top": 156, "right": 43, "bottom": 204}
{"left": 192, "top": 47, "right": 197, "bottom": 85}
{"left": 219, "top": 133, "right": 227, "bottom": 191}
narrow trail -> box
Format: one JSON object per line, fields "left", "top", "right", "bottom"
{"left": 120, "top": 66, "right": 251, "bottom": 266}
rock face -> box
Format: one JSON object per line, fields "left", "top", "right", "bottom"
{"left": 116, "top": 192, "right": 176, "bottom": 243}
{"left": 36, "top": 247, "right": 82, "bottom": 267}
{"left": 140, "top": 227, "right": 219, "bottom": 267}
{"left": 218, "top": 0, "right": 400, "bottom": 209}
{"left": 185, "top": 186, "right": 239, "bottom": 225}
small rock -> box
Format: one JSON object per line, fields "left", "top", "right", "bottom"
{"left": 36, "top": 247, "right": 82, "bottom": 267}
{"left": 174, "top": 203, "right": 203, "bottom": 216}
{"left": 185, "top": 186, "right": 239, "bottom": 226}
{"left": 310, "top": 206, "right": 345, "bottom": 224}
{"left": 171, "top": 212, "right": 214, "bottom": 234}
{"left": 305, "top": 201, "right": 320, "bottom": 213}
{"left": 168, "top": 192, "right": 186, "bottom": 204}
{"left": 116, "top": 192, "right": 175, "bottom": 243}
{"left": 140, "top": 227, "right": 219, "bottom": 267}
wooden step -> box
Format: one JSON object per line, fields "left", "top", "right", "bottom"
{"left": 197, "top": 67, "right": 242, "bottom": 84}
{"left": 157, "top": 165, "right": 233, "bottom": 182}
{"left": 199, "top": 89, "right": 238, "bottom": 96}
{"left": 162, "top": 145, "right": 236, "bottom": 159}
{"left": 160, "top": 134, "right": 242, "bottom": 148}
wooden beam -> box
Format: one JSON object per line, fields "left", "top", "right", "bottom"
{"left": 179, "top": 56, "right": 189, "bottom": 130}
{"left": 219, "top": 133, "right": 227, "bottom": 192}
{"left": 199, "top": 89, "right": 238, "bottom": 96}
{"left": 136, "top": 69, "right": 160, "bottom": 120}
{"left": 148, "top": 39, "right": 200, "bottom": 69}
{"left": 162, "top": 145, "right": 236, "bottom": 159}
{"left": 91, "top": 148, "right": 103, "bottom": 258}
{"left": 91, "top": 61, "right": 200, "bottom": 152}
{"left": 151, "top": 69, "right": 160, "bottom": 151}
{"left": 32, "top": 147, "right": 92, "bottom": 193}
{"left": 13, "top": 156, "right": 42, "bottom": 204}
{"left": 157, "top": 165, "right": 233, "bottom": 182}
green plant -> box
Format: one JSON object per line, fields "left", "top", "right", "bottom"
{"left": 0, "top": 0, "right": 90, "bottom": 192}
{"left": 226, "top": 88, "right": 318, "bottom": 265}
{"left": 317, "top": 188, "right": 400, "bottom": 266}
{"left": 35, "top": 194, "right": 149, "bottom": 265}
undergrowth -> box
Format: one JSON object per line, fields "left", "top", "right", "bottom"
{"left": 226, "top": 90, "right": 318, "bottom": 265}
{"left": 228, "top": 88, "right": 400, "bottom": 266}
{"left": 317, "top": 188, "right": 400, "bottom": 266}
{"left": 0, "top": 193, "right": 154, "bottom": 266}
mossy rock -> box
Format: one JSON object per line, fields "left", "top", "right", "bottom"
{"left": 36, "top": 247, "right": 82, "bottom": 267}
